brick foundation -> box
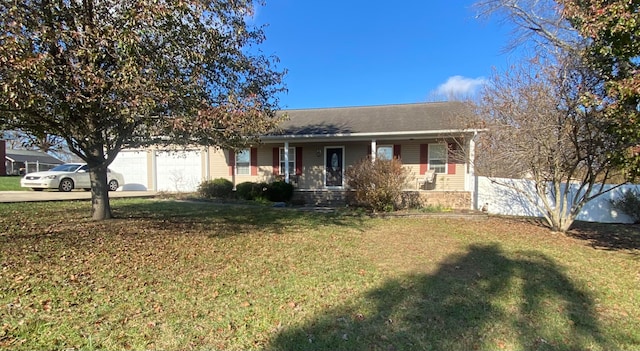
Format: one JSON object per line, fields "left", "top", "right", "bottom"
{"left": 292, "top": 189, "right": 471, "bottom": 210}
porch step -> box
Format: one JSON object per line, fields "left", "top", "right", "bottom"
{"left": 292, "top": 190, "right": 349, "bottom": 207}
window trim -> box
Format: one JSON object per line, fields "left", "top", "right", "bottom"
{"left": 376, "top": 145, "right": 393, "bottom": 160}
{"left": 235, "top": 148, "right": 251, "bottom": 175}
{"left": 279, "top": 147, "right": 296, "bottom": 176}
{"left": 428, "top": 143, "right": 448, "bottom": 174}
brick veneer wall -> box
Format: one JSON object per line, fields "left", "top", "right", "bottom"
{"left": 292, "top": 189, "right": 471, "bottom": 210}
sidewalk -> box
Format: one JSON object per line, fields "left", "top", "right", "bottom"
{"left": 0, "top": 190, "right": 157, "bottom": 203}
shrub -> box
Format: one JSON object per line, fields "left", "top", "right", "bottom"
{"left": 265, "top": 181, "right": 294, "bottom": 202}
{"left": 236, "top": 181, "right": 268, "bottom": 201}
{"left": 610, "top": 189, "right": 640, "bottom": 223}
{"left": 346, "top": 157, "right": 410, "bottom": 212}
{"left": 198, "top": 178, "right": 234, "bottom": 199}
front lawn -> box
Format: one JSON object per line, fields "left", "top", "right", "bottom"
{"left": 0, "top": 176, "right": 23, "bottom": 191}
{"left": 0, "top": 199, "right": 638, "bottom": 350}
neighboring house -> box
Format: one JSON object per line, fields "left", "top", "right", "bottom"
{"left": 4, "top": 148, "right": 63, "bottom": 175}
{"left": 111, "top": 102, "right": 483, "bottom": 208}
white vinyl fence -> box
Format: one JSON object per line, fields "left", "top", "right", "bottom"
{"left": 474, "top": 176, "right": 640, "bottom": 224}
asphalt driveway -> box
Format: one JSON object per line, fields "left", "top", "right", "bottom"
{"left": 0, "top": 190, "right": 157, "bottom": 203}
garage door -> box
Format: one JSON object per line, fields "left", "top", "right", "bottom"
{"left": 110, "top": 150, "right": 149, "bottom": 190}
{"left": 156, "top": 150, "right": 202, "bottom": 192}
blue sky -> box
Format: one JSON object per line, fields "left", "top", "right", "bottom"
{"left": 253, "top": 1, "right": 521, "bottom": 110}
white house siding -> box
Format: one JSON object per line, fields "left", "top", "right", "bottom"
{"left": 395, "top": 141, "right": 466, "bottom": 191}
{"left": 209, "top": 148, "right": 230, "bottom": 180}
{"left": 434, "top": 164, "right": 465, "bottom": 191}
{"left": 256, "top": 147, "right": 274, "bottom": 182}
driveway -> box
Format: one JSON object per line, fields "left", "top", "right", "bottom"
{"left": 0, "top": 190, "right": 157, "bottom": 203}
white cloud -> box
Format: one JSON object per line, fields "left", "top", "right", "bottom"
{"left": 432, "top": 75, "right": 487, "bottom": 100}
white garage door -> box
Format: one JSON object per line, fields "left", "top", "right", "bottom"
{"left": 110, "top": 150, "right": 149, "bottom": 190}
{"left": 156, "top": 150, "right": 202, "bottom": 192}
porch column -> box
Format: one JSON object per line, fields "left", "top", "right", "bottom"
{"left": 466, "top": 134, "right": 476, "bottom": 191}
{"left": 370, "top": 139, "right": 377, "bottom": 161}
{"left": 284, "top": 141, "right": 290, "bottom": 183}
{"left": 467, "top": 133, "right": 478, "bottom": 210}
{"left": 204, "top": 147, "right": 210, "bottom": 181}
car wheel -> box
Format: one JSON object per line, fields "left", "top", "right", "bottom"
{"left": 32, "top": 188, "right": 43, "bottom": 192}
{"left": 108, "top": 179, "right": 119, "bottom": 191}
{"left": 58, "top": 178, "right": 74, "bottom": 192}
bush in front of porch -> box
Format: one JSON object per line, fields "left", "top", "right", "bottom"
{"left": 346, "top": 158, "right": 410, "bottom": 212}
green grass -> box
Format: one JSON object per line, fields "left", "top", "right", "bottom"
{"left": 0, "top": 199, "right": 639, "bottom": 350}
{"left": 0, "top": 176, "right": 23, "bottom": 191}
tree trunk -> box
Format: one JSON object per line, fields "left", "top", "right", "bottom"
{"left": 546, "top": 208, "right": 576, "bottom": 233}
{"left": 89, "top": 163, "right": 113, "bottom": 220}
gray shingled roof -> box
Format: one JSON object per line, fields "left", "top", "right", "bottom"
{"left": 5, "top": 149, "right": 63, "bottom": 165}
{"left": 268, "top": 101, "right": 473, "bottom": 138}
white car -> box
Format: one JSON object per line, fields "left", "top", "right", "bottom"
{"left": 21, "top": 163, "right": 125, "bottom": 192}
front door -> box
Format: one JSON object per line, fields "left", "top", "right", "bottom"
{"left": 325, "top": 147, "right": 344, "bottom": 187}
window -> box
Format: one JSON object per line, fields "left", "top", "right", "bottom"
{"left": 428, "top": 144, "right": 447, "bottom": 173}
{"left": 279, "top": 147, "right": 296, "bottom": 175}
{"left": 235, "top": 149, "right": 250, "bottom": 175}
{"left": 376, "top": 145, "right": 393, "bottom": 160}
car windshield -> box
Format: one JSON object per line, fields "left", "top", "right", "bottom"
{"left": 50, "top": 164, "right": 83, "bottom": 172}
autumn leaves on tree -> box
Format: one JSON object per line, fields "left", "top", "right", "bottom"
{"left": 0, "top": 0, "right": 285, "bottom": 220}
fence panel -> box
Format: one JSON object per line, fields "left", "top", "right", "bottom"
{"left": 476, "top": 176, "right": 639, "bottom": 224}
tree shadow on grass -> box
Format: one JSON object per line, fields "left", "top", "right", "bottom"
{"left": 568, "top": 221, "right": 640, "bottom": 253}
{"left": 268, "top": 244, "right": 613, "bottom": 351}
{"left": 111, "top": 200, "right": 369, "bottom": 237}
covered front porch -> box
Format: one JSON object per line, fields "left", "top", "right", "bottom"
{"left": 261, "top": 137, "right": 477, "bottom": 193}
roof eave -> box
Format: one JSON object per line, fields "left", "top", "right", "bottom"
{"left": 261, "top": 129, "right": 485, "bottom": 143}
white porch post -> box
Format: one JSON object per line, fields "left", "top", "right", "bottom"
{"left": 466, "top": 135, "right": 476, "bottom": 191}
{"left": 467, "top": 133, "right": 478, "bottom": 210}
{"left": 284, "top": 141, "right": 290, "bottom": 183}
{"left": 204, "top": 147, "right": 210, "bottom": 181}
{"left": 370, "top": 139, "right": 377, "bottom": 161}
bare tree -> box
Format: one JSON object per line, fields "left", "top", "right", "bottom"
{"left": 475, "top": 0, "right": 639, "bottom": 179}
{"left": 476, "top": 53, "right": 625, "bottom": 232}
{"left": 3, "top": 129, "right": 63, "bottom": 152}
{"left": 474, "top": 0, "right": 584, "bottom": 54}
